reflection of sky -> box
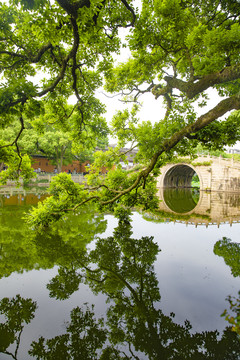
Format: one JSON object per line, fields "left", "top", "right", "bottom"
{"left": 98, "top": 213, "right": 240, "bottom": 333}
{"left": 0, "top": 267, "right": 108, "bottom": 360}
{"left": 0, "top": 212, "right": 239, "bottom": 359}
{"left": 130, "top": 212, "right": 240, "bottom": 333}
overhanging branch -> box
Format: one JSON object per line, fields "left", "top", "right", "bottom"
{"left": 152, "top": 65, "right": 240, "bottom": 100}
{"left": 120, "top": 0, "right": 136, "bottom": 27}
{"left": 101, "top": 94, "right": 240, "bottom": 205}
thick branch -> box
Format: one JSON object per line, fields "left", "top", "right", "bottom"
{"left": 55, "top": 0, "right": 90, "bottom": 17}
{"left": 69, "top": 97, "right": 240, "bottom": 209}
{"left": 0, "top": 115, "right": 25, "bottom": 151}
{"left": 30, "top": 42, "right": 53, "bottom": 62}
{"left": 120, "top": 0, "right": 136, "bottom": 27}
{"left": 186, "top": 95, "right": 240, "bottom": 132}
{"left": 37, "top": 58, "right": 68, "bottom": 97}
{"left": 1, "top": 42, "right": 53, "bottom": 66}
{"left": 70, "top": 17, "right": 82, "bottom": 103}
{"left": 0, "top": 51, "right": 27, "bottom": 59}
{"left": 153, "top": 65, "right": 240, "bottom": 100}
{"left": 102, "top": 94, "right": 240, "bottom": 205}
{"left": 37, "top": 95, "right": 240, "bottom": 222}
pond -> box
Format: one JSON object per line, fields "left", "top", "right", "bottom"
{"left": 0, "top": 188, "right": 240, "bottom": 359}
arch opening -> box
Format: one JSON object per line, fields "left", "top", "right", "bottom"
{"left": 191, "top": 172, "right": 200, "bottom": 188}
{"left": 163, "top": 164, "right": 200, "bottom": 189}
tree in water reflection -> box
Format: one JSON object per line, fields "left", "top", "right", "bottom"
{"left": 0, "top": 295, "right": 37, "bottom": 359}
{"left": 214, "top": 238, "right": 240, "bottom": 336}
{"left": 30, "top": 305, "right": 108, "bottom": 360}
{"left": 0, "top": 203, "right": 107, "bottom": 279}
{"left": 1, "top": 209, "right": 240, "bottom": 359}
{"left": 214, "top": 237, "right": 240, "bottom": 278}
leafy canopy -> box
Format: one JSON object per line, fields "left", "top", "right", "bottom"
{"left": 1, "top": 0, "right": 240, "bottom": 225}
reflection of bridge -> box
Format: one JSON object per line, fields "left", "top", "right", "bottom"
{"left": 157, "top": 156, "right": 240, "bottom": 192}
{"left": 157, "top": 189, "right": 240, "bottom": 227}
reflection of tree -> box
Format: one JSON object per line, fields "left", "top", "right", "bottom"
{"left": 47, "top": 267, "right": 82, "bottom": 301}
{"left": 29, "top": 305, "right": 107, "bottom": 360}
{"left": 222, "top": 292, "right": 240, "bottom": 336}
{"left": 37, "top": 208, "right": 240, "bottom": 359}
{"left": 214, "top": 237, "right": 240, "bottom": 277}
{"left": 0, "top": 202, "right": 107, "bottom": 279}
{"left": 0, "top": 204, "right": 36, "bottom": 278}
{"left": 214, "top": 237, "right": 240, "bottom": 338}
{"left": 1, "top": 209, "right": 239, "bottom": 359}
{"left": 0, "top": 295, "right": 37, "bottom": 360}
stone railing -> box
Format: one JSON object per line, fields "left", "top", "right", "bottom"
{"left": 4, "top": 173, "right": 86, "bottom": 186}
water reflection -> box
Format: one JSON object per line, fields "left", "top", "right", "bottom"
{"left": 0, "top": 187, "right": 48, "bottom": 207}
{"left": 222, "top": 292, "right": 240, "bottom": 336}
{"left": 0, "top": 197, "right": 107, "bottom": 279}
{"left": 163, "top": 188, "right": 200, "bottom": 213}
{"left": 0, "top": 295, "right": 37, "bottom": 359}
{"left": 0, "top": 208, "right": 239, "bottom": 359}
{"left": 156, "top": 188, "right": 240, "bottom": 226}
{"left": 214, "top": 237, "right": 240, "bottom": 278}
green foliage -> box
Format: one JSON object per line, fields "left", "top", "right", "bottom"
{"left": 191, "top": 173, "right": 200, "bottom": 188}
{"left": 190, "top": 110, "right": 240, "bottom": 150}
{"left": 29, "top": 305, "right": 107, "bottom": 360}
{"left": 2, "top": 0, "right": 240, "bottom": 226}
{"left": 0, "top": 294, "right": 37, "bottom": 355}
{"left": 26, "top": 173, "right": 90, "bottom": 228}
{"left": 164, "top": 155, "right": 212, "bottom": 166}
{"left": 0, "top": 194, "right": 107, "bottom": 279}
{"left": 192, "top": 161, "right": 212, "bottom": 166}
{"left": 47, "top": 267, "right": 82, "bottom": 301}
{"left": 0, "top": 295, "right": 37, "bottom": 331}
{"left": 29, "top": 210, "right": 240, "bottom": 359}
{"left": 214, "top": 237, "right": 240, "bottom": 277}
{"left": 0, "top": 146, "right": 36, "bottom": 186}
{"left": 0, "top": 0, "right": 117, "bottom": 181}
{"left": 1, "top": 205, "right": 240, "bottom": 358}
{"left": 222, "top": 292, "right": 240, "bottom": 336}
{"left": 37, "top": 129, "right": 73, "bottom": 171}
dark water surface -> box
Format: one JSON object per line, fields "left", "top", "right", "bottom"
{"left": 0, "top": 188, "right": 240, "bottom": 359}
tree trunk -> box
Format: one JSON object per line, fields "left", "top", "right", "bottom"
{"left": 56, "top": 146, "right": 66, "bottom": 173}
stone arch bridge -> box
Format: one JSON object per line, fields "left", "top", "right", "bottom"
{"left": 157, "top": 156, "right": 240, "bottom": 192}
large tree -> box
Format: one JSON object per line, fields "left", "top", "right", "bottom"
{"left": 1, "top": 0, "right": 240, "bottom": 225}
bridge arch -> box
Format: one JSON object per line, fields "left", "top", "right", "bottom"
{"left": 162, "top": 163, "right": 203, "bottom": 189}
{"left": 157, "top": 156, "right": 240, "bottom": 192}
{"left": 158, "top": 187, "right": 203, "bottom": 215}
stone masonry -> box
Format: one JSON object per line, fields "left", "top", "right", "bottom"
{"left": 157, "top": 156, "right": 240, "bottom": 192}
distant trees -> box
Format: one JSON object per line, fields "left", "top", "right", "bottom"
{"left": 0, "top": 101, "right": 109, "bottom": 174}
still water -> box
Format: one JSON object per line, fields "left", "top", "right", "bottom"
{"left": 0, "top": 188, "right": 240, "bottom": 359}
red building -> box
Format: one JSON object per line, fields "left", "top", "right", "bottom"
{"left": 31, "top": 155, "right": 106, "bottom": 174}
